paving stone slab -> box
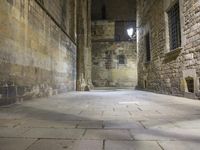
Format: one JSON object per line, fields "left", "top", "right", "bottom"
{"left": 173, "top": 120, "right": 200, "bottom": 129}
{"left": 20, "top": 120, "right": 78, "bottom": 128}
{"left": 0, "top": 127, "right": 29, "bottom": 138}
{"left": 159, "top": 141, "right": 200, "bottom": 150}
{"left": 104, "top": 120, "right": 143, "bottom": 129}
{"left": 27, "top": 139, "right": 103, "bottom": 150}
{"left": 77, "top": 121, "right": 103, "bottom": 129}
{"left": 130, "top": 128, "right": 200, "bottom": 141}
{"left": 23, "top": 128, "right": 84, "bottom": 139}
{"left": 0, "top": 138, "right": 36, "bottom": 150}
{"left": 140, "top": 119, "right": 178, "bottom": 129}
{"left": 105, "top": 140, "right": 162, "bottom": 150}
{"left": 0, "top": 119, "right": 23, "bottom": 127}
{"left": 83, "top": 129, "right": 132, "bottom": 140}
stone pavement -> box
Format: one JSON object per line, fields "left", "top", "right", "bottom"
{"left": 0, "top": 89, "right": 200, "bottom": 150}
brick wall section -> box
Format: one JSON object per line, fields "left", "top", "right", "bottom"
{"left": 137, "top": 0, "right": 200, "bottom": 99}
{"left": 0, "top": 0, "right": 77, "bottom": 105}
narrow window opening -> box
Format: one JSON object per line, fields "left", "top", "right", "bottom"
{"left": 185, "top": 77, "right": 194, "bottom": 93}
{"left": 118, "top": 55, "right": 126, "bottom": 65}
{"left": 105, "top": 51, "right": 112, "bottom": 69}
{"left": 61, "top": 0, "right": 67, "bottom": 30}
{"left": 167, "top": 2, "right": 181, "bottom": 50}
{"left": 199, "top": 78, "right": 200, "bottom": 90}
{"left": 145, "top": 32, "right": 151, "bottom": 62}
{"left": 102, "top": 5, "right": 106, "bottom": 20}
{"left": 144, "top": 80, "right": 147, "bottom": 88}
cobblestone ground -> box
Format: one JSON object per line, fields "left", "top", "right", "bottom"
{"left": 1, "top": 89, "right": 200, "bottom": 150}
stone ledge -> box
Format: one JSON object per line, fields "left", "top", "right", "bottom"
{"left": 163, "top": 47, "right": 182, "bottom": 64}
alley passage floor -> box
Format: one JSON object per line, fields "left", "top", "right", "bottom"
{"left": 1, "top": 89, "right": 200, "bottom": 150}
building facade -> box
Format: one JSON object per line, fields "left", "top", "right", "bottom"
{"left": 0, "top": 0, "right": 91, "bottom": 105}
{"left": 92, "top": 21, "right": 137, "bottom": 87}
{"left": 137, "top": 0, "right": 200, "bottom": 98}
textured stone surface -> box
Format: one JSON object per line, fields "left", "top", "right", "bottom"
{"left": 0, "top": 0, "right": 77, "bottom": 105}
{"left": 159, "top": 141, "right": 200, "bottom": 150}
{"left": 83, "top": 129, "right": 132, "bottom": 140}
{"left": 0, "top": 127, "right": 29, "bottom": 138}
{"left": 137, "top": 0, "right": 200, "bottom": 99}
{"left": 92, "top": 21, "right": 137, "bottom": 87}
{"left": 76, "top": 0, "right": 93, "bottom": 91}
{"left": 0, "top": 138, "right": 36, "bottom": 150}
{"left": 23, "top": 128, "right": 84, "bottom": 139}
{"left": 1, "top": 89, "right": 200, "bottom": 149}
{"left": 77, "top": 121, "right": 103, "bottom": 129}
{"left": 27, "top": 140, "right": 103, "bottom": 150}
{"left": 92, "top": 21, "right": 115, "bottom": 41}
{"left": 105, "top": 141, "right": 162, "bottom": 150}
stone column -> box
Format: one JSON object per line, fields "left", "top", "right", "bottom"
{"left": 76, "top": 0, "right": 93, "bottom": 91}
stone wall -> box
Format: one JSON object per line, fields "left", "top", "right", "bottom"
{"left": 137, "top": 0, "right": 200, "bottom": 99}
{"left": 0, "top": 0, "right": 77, "bottom": 105}
{"left": 92, "top": 21, "right": 115, "bottom": 41}
{"left": 92, "top": 21, "right": 137, "bottom": 87}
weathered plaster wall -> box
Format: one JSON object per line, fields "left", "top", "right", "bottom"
{"left": 0, "top": 0, "right": 77, "bottom": 105}
{"left": 137, "top": 0, "right": 200, "bottom": 99}
{"left": 92, "top": 21, "right": 137, "bottom": 87}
